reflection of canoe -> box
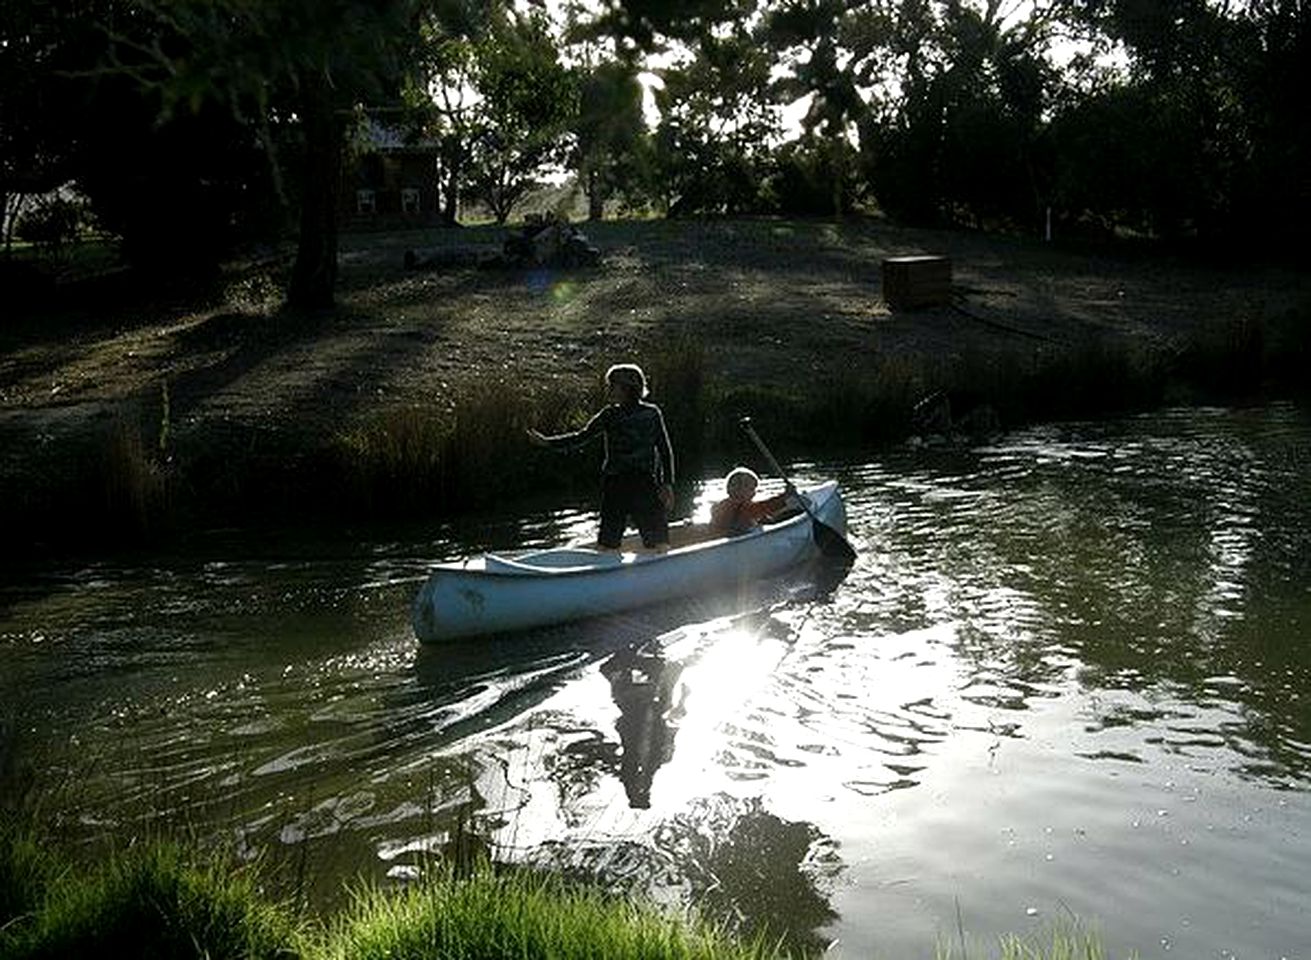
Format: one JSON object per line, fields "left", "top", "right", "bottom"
{"left": 412, "top": 481, "right": 847, "bottom": 643}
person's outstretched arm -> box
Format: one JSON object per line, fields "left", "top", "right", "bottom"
{"left": 528, "top": 407, "right": 609, "bottom": 451}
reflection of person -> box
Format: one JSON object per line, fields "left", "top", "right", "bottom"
{"left": 601, "top": 646, "right": 684, "bottom": 809}
{"left": 709, "top": 466, "right": 795, "bottom": 537}
{"left": 528, "top": 363, "right": 674, "bottom": 552}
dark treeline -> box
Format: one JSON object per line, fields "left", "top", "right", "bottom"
{"left": 3, "top": 0, "right": 1308, "bottom": 308}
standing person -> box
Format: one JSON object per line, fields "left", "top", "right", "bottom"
{"left": 527, "top": 363, "right": 675, "bottom": 552}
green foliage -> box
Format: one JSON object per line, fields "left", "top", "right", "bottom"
{"left": 0, "top": 827, "right": 1126, "bottom": 960}
{"left": 6, "top": 0, "right": 1309, "bottom": 284}
{"left": 325, "top": 867, "right": 785, "bottom": 960}
{"left": 575, "top": 0, "right": 749, "bottom": 53}
{"left": 75, "top": 87, "right": 282, "bottom": 274}
{"left": 767, "top": 138, "right": 861, "bottom": 217}
{"left": 463, "top": 8, "right": 577, "bottom": 224}
{"left": 0, "top": 0, "right": 91, "bottom": 205}
{"left": 0, "top": 831, "right": 784, "bottom": 960}
{"left": 938, "top": 916, "right": 1109, "bottom": 959}
{"left": 13, "top": 195, "right": 84, "bottom": 252}
{"left": 69, "top": 0, "right": 487, "bottom": 303}
{"left": 653, "top": 26, "right": 781, "bottom": 216}
{"left": 0, "top": 828, "right": 53, "bottom": 937}
{"left": 414, "top": 35, "right": 481, "bottom": 224}
{"left": 1045, "top": 0, "right": 1310, "bottom": 245}
{"left": 1, "top": 840, "right": 302, "bottom": 960}
{"left": 333, "top": 379, "right": 588, "bottom": 520}
{"left": 100, "top": 411, "right": 173, "bottom": 541}
{"left": 644, "top": 334, "right": 708, "bottom": 463}
{"left": 8, "top": 0, "right": 1304, "bottom": 295}
{"left": 858, "top": 1, "right": 1055, "bottom": 229}
{"left": 572, "top": 59, "right": 652, "bottom": 219}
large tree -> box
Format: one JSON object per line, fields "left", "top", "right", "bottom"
{"left": 652, "top": 22, "right": 782, "bottom": 215}
{"left": 420, "top": 36, "right": 480, "bottom": 225}
{"left": 0, "top": 0, "right": 100, "bottom": 254}
{"left": 1055, "top": 0, "right": 1311, "bottom": 243}
{"left": 571, "top": 59, "right": 650, "bottom": 220}
{"left": 462, "top": 8, "right": 576, "bottom": 224}
{"left": 759, "top": 1, "right": 1072, "bottom": 227}
{"left": 107, "top": 0, "right": 484, "bottom": 307}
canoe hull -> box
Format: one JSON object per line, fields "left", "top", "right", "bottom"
{"left": 412, "top": 481, "right": 846, "bottom": 643}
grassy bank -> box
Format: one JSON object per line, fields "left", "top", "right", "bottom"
{"left": 0, "top": 826, "right": 1118, "bottom": 960}
{"left": 0, "top": 827, "right": 783, "bottom": 960}
{"left": 12, "top": 305, "right": 1307, "bottom": 552}
{"left": 3, "top": 217, "right": 1308, "bottom": 553}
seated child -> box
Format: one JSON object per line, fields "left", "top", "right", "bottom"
{"left": 709, "top": 466, "right": 794, "bottom": 537}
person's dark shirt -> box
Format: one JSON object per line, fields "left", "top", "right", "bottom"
{"left": 540, "top": 400, "right": 674, "bottom": 483}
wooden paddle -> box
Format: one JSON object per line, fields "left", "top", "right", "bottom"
{"left": 739, "top": 417, "right": 857, "bottom": 564}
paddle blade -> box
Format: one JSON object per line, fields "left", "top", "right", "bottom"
{"left": 812, "top": 518, "right": 857, "bottom": 564}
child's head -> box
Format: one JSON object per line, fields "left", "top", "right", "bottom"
{"left": 724, "top": 466, "right": 759, "bottom": 502}
{"left": 605, "top": 363, "right": 647, "bottom": 402}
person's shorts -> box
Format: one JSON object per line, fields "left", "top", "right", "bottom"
{"left": 598, "top": 473, "right": 668, "bottom": 549}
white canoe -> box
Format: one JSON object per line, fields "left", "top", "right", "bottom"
{"left": 412, "top": 481, "right": 848, "bottom": 643}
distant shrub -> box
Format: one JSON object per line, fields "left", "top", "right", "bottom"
{"left": 767, "top": 141, "right": 861, "bottom": 217}
{"left": 15, "top": 196, "right": 84, "bottom": 252}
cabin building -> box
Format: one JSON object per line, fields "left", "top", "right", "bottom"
{"left": 343, "top": 118, "right": 445, "bottom": 230}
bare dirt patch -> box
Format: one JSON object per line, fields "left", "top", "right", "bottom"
{"left": 2, "top": 218, "right": 1306, "bottom": 492}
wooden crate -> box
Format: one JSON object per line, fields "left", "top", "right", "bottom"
{"left": 881, "top": 255, "right": 952, "bottom": 309}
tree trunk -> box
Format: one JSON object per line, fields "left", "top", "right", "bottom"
{"left": 288, "top": 82, "right": 345, "bottom": 310}
{"left": 439, "top": 139, "right": 462, "bottom": 225}
{"left": 587, "top": 167, "right": 604, "bottom": 220}
{"left": 442, "top": 159, "right": 460, "bottom": 224}
{"left": 1, "top": 190, "right": 11, "bottom": 256}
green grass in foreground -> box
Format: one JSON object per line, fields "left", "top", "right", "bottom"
{"left": 0, "top": 827, "right": 1131, "bottom": 960}
{"left": 325, "top": 869, "right": 784, "bottom": 960}
{"left": 0, "top": 829, "right": 780, "bottom": 960}
{"left": 939, "top": 922, "right": 1113, "bottom": 960}
{"left": 0, "top": 834, "right": 300, "bottom": 960}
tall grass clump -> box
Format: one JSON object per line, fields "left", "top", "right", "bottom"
{"left": 995, "top": 921, "right": 1109, "bottom": 960}
{"left": 1165, "top": 304, "right": 1311, "bottom": 402}
{"left": 324, "top": 866, "right": 786, "bottom": 960}
{"left": 101, "top": 417, "right": 171, "bottom": 537}
{"left": 332, "top": 378, "right": 592, "bottom": 520}
{"left": 330, "top": 341, "right": 711, "bottom": 523}
{"left": 6, "top": 389, "right": 175, "bottom": 549}
{"left": 1254, "top": 298, "right": 1310, "bottom": 398}
{"left": 1173, "top": 313, "right": 1267, "bottom": 399}
{"left": 440, "top": 378, "right": 541, "bottom": 505}
{"left": 709, "top": 383, "right": 810, "bottom": 451}
{"left": 1014, "top": 336, "right": 1166, "bottom": 421}
{"left": 334, "top": 405, "right": 448, "bottom": 518}
{"left": 0, "top": 827, "right": 54, "bottom": 937}
{"left": 645, "top": 335, "right": 710, "bottom": 462}
{"left": 937, "top": 918, "right": 1111, "bottom": 960}
{"left": 1, "top": 841, "right": 302, "bottom": 960}
{"left": 805, "top": 353, "right": 927, "bottom": 446}
{"left": 97, "top": 386, "right": 174, "bottom": 541}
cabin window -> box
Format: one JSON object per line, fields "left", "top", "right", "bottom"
{"left": 356, "top": 189, "right": 376, "bottom": 215}
{"left": 401, "top": 188, "right": 421, "bottom": 214}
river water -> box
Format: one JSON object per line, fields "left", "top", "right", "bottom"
{"left": 3, "top": 404, "right": 1309, "bottom": 958}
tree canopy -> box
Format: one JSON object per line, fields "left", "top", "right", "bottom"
{"left": 5, "top": 0, "right": 1305, "bottom": 305}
